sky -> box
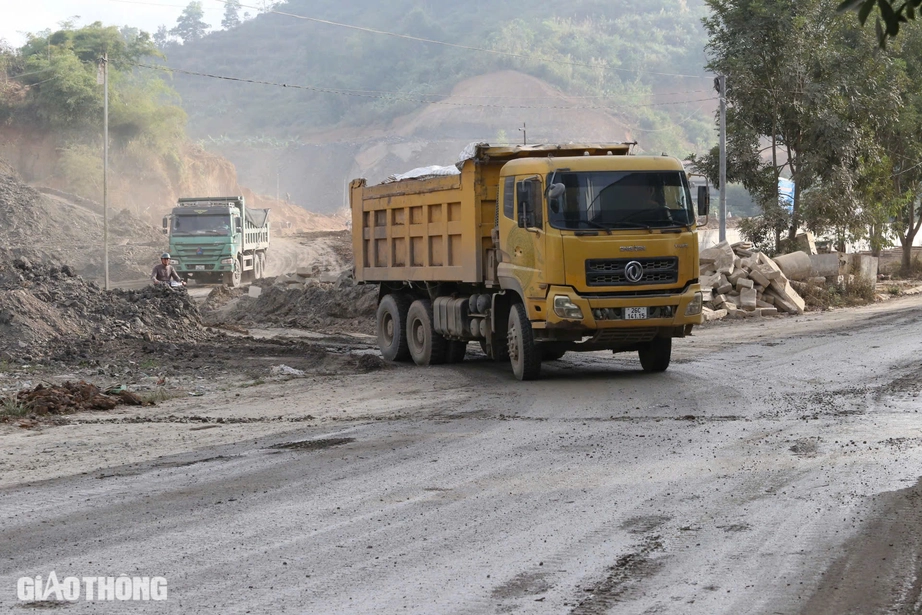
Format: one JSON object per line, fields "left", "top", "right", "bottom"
{"left": 0, "top": 0, "right": 231, "bottom": 47}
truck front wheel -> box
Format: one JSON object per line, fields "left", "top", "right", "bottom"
{"left": 406, "top": 299, "right": 447, "bottom": 366}
{"left": 376, "top": 294, "right": 413, "bottom": 362}
{"left": 638, "top": 337, "right": 672, "bottom": 372}
{"left": 507, "top": 303, "right": 541, "bottom": 380}
{"left": 224, "top": 258, "right": 242, "bottom": 288}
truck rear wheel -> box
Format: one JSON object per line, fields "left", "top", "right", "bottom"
{"left": 254, "top": 253, "right": 263, "bottom": 280}
{"left": 406, "top": 299, "right": 447, "bottom": 366}
{"left": 638, "top": 337, "right": 672, "bottom": 372}
{"left": 376, "top": 294, "right": 412, "bottom": 362}
{"left": 507, "top": 303, "right": 541, "bottom": 380}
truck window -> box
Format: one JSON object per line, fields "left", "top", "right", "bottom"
{"left": 503, "top": 177, "right": 515, "bottom": 220}
{"left": 517, "top": 178, "right": 543, "bottom": 228}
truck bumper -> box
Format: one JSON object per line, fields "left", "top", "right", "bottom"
{"left": 533, "top": 284, "right": 704, "bottom": 333}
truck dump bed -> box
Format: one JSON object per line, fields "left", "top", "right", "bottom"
{"left": 351, "top": 143, "right": 631, "bottom": 284}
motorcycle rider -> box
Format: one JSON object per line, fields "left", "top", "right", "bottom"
{"left": 151, "top": 253, "right": 186, "bottom": 287}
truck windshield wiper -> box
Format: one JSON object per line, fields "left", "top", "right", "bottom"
{"left": 580, "top": 219, "right": 612, "bottom": 235}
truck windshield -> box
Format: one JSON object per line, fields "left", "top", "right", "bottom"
{"left": 172, "top": 215, "right": 232, "bottom": 236}
{"left": 546, "top": 171, "right": 695, "bottom": 231}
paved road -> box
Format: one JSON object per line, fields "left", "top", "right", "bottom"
{"left": 2, "top": 301, "right": 922, "bottom": 614}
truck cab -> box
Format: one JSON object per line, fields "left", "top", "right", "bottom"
{"left": 496, "top": 155, "right": 705, "bottom": 346}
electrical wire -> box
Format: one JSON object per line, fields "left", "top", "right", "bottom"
{"left": 137, "top": 63, "right": 718, "bottom": 110}
{"left": 206, "top": 0, "right": 712, "bottom": 80}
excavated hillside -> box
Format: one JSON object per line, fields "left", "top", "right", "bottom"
{"left": 0, "top": 161, "right": 166, "bottom": 282}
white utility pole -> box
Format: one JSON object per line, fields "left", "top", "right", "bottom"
{"left": 98, "top": 53, "right": 110, "bottom": 290}
{"left": 718, "top": 74, "right": 727, "bottom": 243}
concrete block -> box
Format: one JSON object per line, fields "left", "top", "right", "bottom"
{"left": 756, "top": 300, "right": 774, "bottom": 308}
{"left": 749, "top": 267, "right": 770, "bottom": 287}
{"left": 248, "top": 285, "right": 263, "bottom": 298}
{"left": 700, "top": 273, "right": 721, "bottom": 290}
{"left": 736, "top": 278, "right": 755, "bottom": 290}
{"left": 760, "top": 307, "right": 779, "bottom": 316}
{"left": 703, "top": 307, "right": 728, "bottom": 322}
{"left": 773, "top": 251, "right": 813, "bottom": 281}
{"left": 716, "top": 275, "right": 733, "bottom": 294}
{"left": 728, "top": 269, "right": 749, "bottom": 285}
{"left": 740, "top": 287, "right": 757, "bottom": 310}
{"left": 809, "top": 252, "right": 844, "bottom": 278}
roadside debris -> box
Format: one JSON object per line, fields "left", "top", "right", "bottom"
{"left": 700, "top": 241, "right": 805, "bottom": 321}
{"left": 0, "top": 256, "right": 210, "bottom": 361}
{"left": 10, "top": 381, "right": 149, "bottom": 417}
{"left": 214, "top": 272, "right": 377, "bottom": 335}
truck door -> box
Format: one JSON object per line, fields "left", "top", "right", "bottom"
{"left": 506, "top": 176, "right": 547, "bottom": 303}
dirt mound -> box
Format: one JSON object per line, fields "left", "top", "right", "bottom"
{"left": 0, "top": 162, "right": 166, "bottom": 282}
{"left": 0, "top": 256, "right": 209, "bottom": 361}
{"left": 8, "top": 381, "right": 146, "bottom": 417}
{"left": 215, "top": 277, "right": 377, "bottom": 335}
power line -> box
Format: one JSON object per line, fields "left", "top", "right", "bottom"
{"left": 137, "top": 62, "right": 717, "bottom": 110}
{"left": 207, "top": 0, "right": 711, "bottom": 80}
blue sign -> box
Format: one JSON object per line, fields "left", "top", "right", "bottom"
{"left": 778, "top": 178, "right": 794, "bottom": 213}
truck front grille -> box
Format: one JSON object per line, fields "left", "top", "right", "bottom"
{"left": 586, "top": 257, "right": 678, "bottom": 286}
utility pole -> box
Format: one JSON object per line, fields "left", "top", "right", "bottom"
{"left": 97, "top": 53, "right": 110, "bottom": 290}
{"left": 518, "top": 123, "right": 527, "bottom": 145}
{"left": 718, "top": 74, "right": 727, "bottom": 243}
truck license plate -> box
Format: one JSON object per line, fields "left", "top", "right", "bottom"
{"left": 625, "top": 307, "right": 648, "bottom": 320}
{"left": 195, "top": 265, "right": 205, "bottom": 270}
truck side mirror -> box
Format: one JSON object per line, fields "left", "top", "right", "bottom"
{"left": 162, "top": 216, "right": 169, "bottom": 235}
{"left": 235, "top": 219, "right": 242, "bottom": 233}
{"left": 697, "top": 185, "right": 710, "bottom": 216}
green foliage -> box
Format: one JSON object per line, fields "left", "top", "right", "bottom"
{"left": 222, "top": 0, "right": 243, "bottom": 29}
{"left": 838, "top": 0, "right": 922, "bottom": 46}
{"left": 164, "top": 0, "right": 712, "bottom": 151}
{"left": 171, "top": 2, "right": 210, "bottom": 44}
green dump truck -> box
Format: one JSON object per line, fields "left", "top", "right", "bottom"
{"left": 162, "top": 196, "right": 270, "bottom": 287}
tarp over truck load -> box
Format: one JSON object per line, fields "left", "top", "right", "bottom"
{"left": 352, "top": 143, "right": 632, "bottom": 285}
{"left": 245, "top": 208, "right": 270, "bottom": 228}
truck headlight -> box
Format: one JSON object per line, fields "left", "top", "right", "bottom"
{"left": 169, "top": 259, "right": 179, "bottom": 265}
{"left": 553, "top": 295, "right": 583, "bottom": 319}
{"left": 220, "top": 258, "right": 235, "bottom": 264}
{"left": 685, "top": 291, "right": 703, "bottom": 316}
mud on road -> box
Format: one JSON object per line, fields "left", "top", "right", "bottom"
{"left": 2, "top": 296, "right": 922, "bottom": 614}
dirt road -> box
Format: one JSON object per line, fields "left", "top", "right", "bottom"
{"left": 2, "top": 298, "right": 922, "bottom": 613}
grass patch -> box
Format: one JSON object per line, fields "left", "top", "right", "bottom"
{"left": 0, "top": 396, "right": 30, "bottom": 420}
{"left": 804, "top": 276, "right": 877, "bottom": 310}
{"left": 137, "top": 388, "right": 183, "bottom": 404}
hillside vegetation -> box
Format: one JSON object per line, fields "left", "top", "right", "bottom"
{"left": 164, "top": 0, "right": 713, "bottom": 154}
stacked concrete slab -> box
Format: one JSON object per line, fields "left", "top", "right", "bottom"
{"left": 700, "top": 241, "right": 806, "bottom": 321}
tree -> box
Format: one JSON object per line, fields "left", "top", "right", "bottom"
{"left": 171, "top": 2, "right": 209, "bottom": 44}
{"left": 838, "top": 0, "right": 922, "bottom": 46}
{"left": 700, "top": 0, "right": 889, "bottom": 245}
{"left": 221, "top": 0, "right": 242, "bottom": 29}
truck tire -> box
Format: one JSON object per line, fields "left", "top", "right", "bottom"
{"left": 638, "top": 336, "right": 672, "bottom": 372}
{"left": 254, "top": 253, "right": 263, "bottom": 280}
{"left": 445, "top": 340, "right": 467, "bottom": 363}
{"left": 224, "top": 258, "right": 242, "bottom": 288}
{"left": 406, "top": 299, "right": 447, "bottom": 366}
{"left": 376, "top": 294, "right": 412, "bottom": 362}
{"left": 259, "top": 252, "right": 268, "bottom": 277}
{"left": 507, "top": 303, "right": 541, "bottom": 380}
{"left": 540, "top": 344, "right": 567, "bottom": 361}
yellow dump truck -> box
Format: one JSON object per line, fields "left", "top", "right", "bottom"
{"left": 351, "top": 143, "right": 709, "bottom": 380}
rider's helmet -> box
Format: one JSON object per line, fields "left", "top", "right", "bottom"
{"left": 161, "top": 253, "right": 171, "bottom": 260}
